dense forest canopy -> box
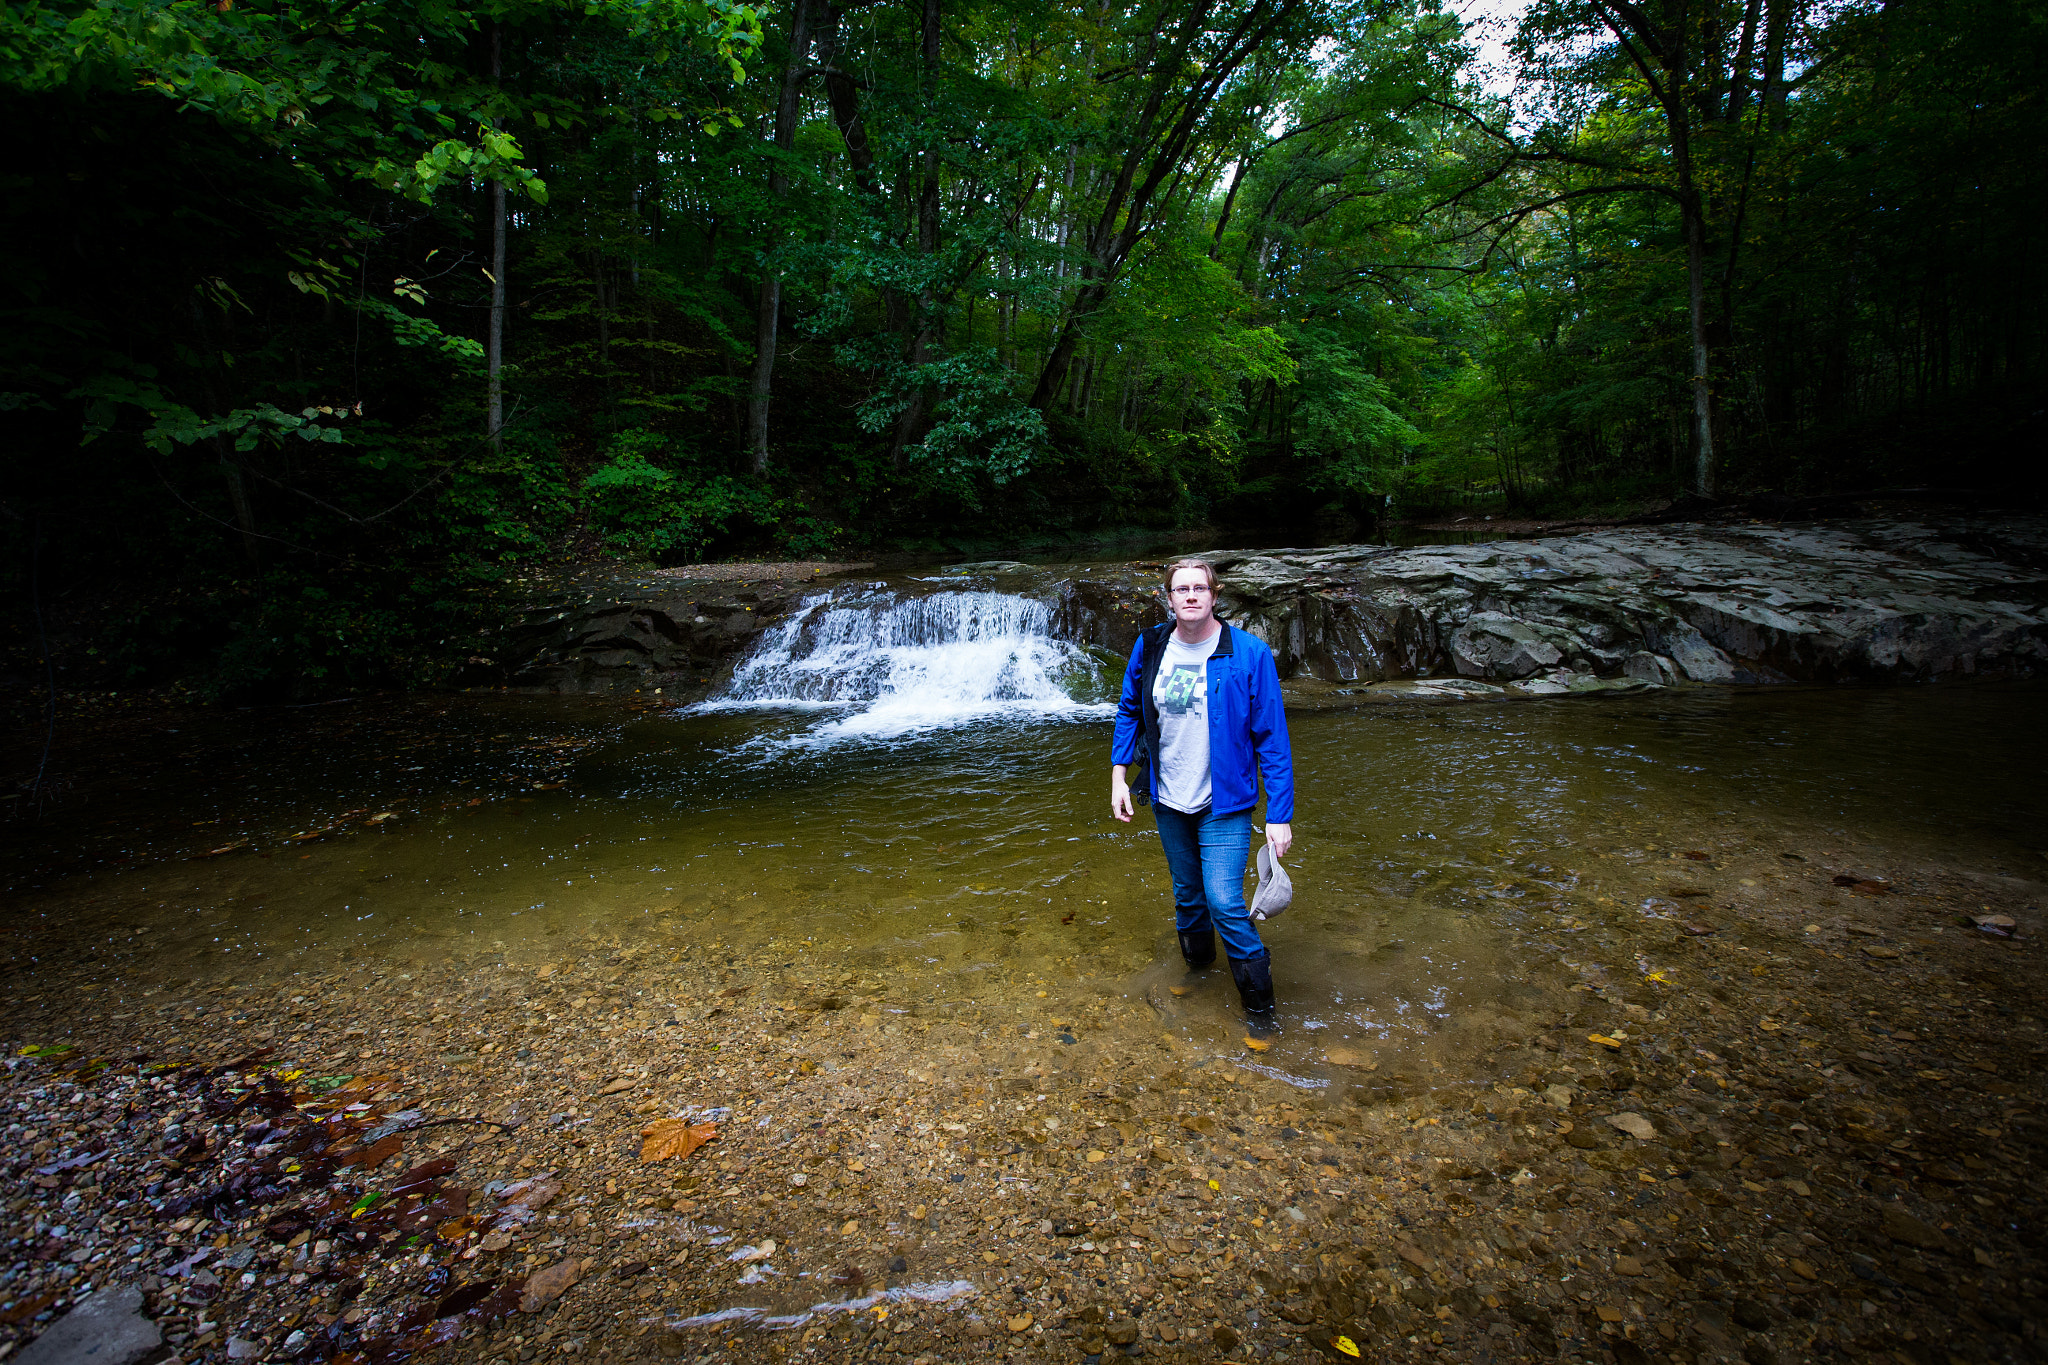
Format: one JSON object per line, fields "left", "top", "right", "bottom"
{"left": 3, "top": 0, "right": 2042, "bottom": 695}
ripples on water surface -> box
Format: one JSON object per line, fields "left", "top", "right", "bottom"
{"left": 8, "top": 678, "right": 2044, "bottom": 1091}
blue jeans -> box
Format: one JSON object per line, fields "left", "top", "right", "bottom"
{"left": 1153, "top": 804, "right": 1265, "bottom": 962}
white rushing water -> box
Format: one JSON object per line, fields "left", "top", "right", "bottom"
{"left": 698, "top": 590, "right": 1114, "bottom": 741}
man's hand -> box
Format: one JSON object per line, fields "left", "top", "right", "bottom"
{"left": 1266, "top": 822, "right": 1292, "bottom": 859}
{"left": 1111, "top": 765, "right": 1134, "bottom": 823}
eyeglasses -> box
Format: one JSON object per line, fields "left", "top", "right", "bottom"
{"left": 1169, "top": 584, "right": 1212, "bottom": 596}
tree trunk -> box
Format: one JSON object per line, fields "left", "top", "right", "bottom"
{"left": 1683, "top": 196, "right": 1716, "bottom": 496}
{"left": 1211, "top": 154, "right": 1250, "bottom": 256}
{"left": 1760, "top": 0, "right": 1791, "bottom": 131}
{"left": 888, "top": 0, "right": 944, "bottom": 470}
{"left": 1590, "top": 0, "right": 1717, "bottom": 494}
{"left": 747, "top": 276, "right": 781, "bottom": 474}
{"left": 1055, "top": 147, "right": 1077, "bottom": 276}
{"left": 996, "top": 254, "right": 1011, "bottom": 368}
{"left": 747, "top": 0, "right": 816, "bottom": 476}
{"left": 487, "top": 21, "right": 506, "bottom": 454}
{"left": 817, "top": 5, "right": 912, "bottom": 342}
{"left": 218, "top": 451, "right": 262, "bottom": 563}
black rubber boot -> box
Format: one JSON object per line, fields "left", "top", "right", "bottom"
{"left": 1177, "top": 928, "right": 1218, "bottom": 972}
{"left": 1229, "top": 953, "right": 1279, "bottom": 1037}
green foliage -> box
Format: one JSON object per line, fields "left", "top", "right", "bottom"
{"left": 76, "top": 376, "right": 353, "bottom": 455}
{"left": 582, "top": 429, "right": 790, "bottom": 561}
{"left": 4, "top": 0, "right": 2038, "bottom": 700}
{"left": 841, "top": 345, "right": 1048, "bottom": 484}
{"left": 1280, "top": 322, "right": 1418, "bottom": 499}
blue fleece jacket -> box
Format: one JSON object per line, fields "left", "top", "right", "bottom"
{"left": 1111, "top": 621, "right": 1295, "bottom": 822}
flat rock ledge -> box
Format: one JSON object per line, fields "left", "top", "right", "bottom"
{"left": 1189, "top": 516, "right": 2048, "bottom": 690}
{"left": 484, "top": 518, "right": 2047, "bottom": 697}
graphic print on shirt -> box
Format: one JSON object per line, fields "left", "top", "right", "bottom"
{"left": 1156, "top": 663, "right": 1206, "bottom": 715}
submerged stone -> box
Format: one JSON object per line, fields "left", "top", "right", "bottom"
{"left": 14, "top": 1287, "right": 159, "bottom": 1365}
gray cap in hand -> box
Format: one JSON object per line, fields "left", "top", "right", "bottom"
{"left": 1251, "top": 843, "right": 1292, "bottom": 921}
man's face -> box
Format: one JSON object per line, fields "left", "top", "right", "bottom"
{"left": 1168, "top": 570, "right": 1215, "bottom": 629}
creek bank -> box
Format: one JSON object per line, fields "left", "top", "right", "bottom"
{"left": 482, "top": 519, "right": 2048, "bottom": 701}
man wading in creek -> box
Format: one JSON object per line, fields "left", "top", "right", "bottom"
{"left": 1110, "top": 557, "right": 1296, "bottom": 1037}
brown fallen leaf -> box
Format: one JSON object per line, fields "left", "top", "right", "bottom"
{"left": 499, "top": 1177, "right": 561, "bottom": 1211}
{"left": 0, "top": 1291, "right": 58, "bottom": 1326}
{"left": 640, "top": 1119, "right": 717, "bottom": 1164}
{"left": 338, "top": 1133, "right": 403, "bottom": 1170}
{"left": 519, "top": 1257, "right": 584, "bottom": 1313}
{"left": 438, "top": 1216, "right": 480, "bottom": 1242}
{"left": 1605, "top": 1112, "right": 1657, "bottom": 1140}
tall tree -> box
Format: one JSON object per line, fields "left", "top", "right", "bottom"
{"left": 1026, "top": 0, "right": 1328, "bottom": 410}
{"left": 747, "top": 0, "right": 817, "bottom": 474}
{"left": 1498, "top": 0, "right": 1823, "bottom": 494}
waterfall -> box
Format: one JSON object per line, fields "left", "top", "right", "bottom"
{"left": 700, "top": 590, "right": 1114, "bottom": 740}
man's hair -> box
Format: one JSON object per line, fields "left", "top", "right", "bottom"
{"left": 1162, "top": 558, "right": 1219, "bottom": 595}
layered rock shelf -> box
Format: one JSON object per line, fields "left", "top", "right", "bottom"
{"left": 490, "top": 518, "right": 2048, "bottom": 698}
{"left": 1198, "top": 518, "right": 2048, "bottom": 691}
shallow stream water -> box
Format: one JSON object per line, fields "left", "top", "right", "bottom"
{"left": 8, "top": 608, "right": 2044, "bottom": 1101}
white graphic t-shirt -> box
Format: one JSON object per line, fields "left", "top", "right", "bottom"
{"left": 1152, "top": 628, "right": 1220, "bottom": 813}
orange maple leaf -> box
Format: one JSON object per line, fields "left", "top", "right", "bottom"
{"left": 639, "top": 1119, "right": 717, "bottom": 1164}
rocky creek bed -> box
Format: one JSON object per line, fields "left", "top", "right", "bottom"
{"left": 5, "top": 835, "right": 2044, "bottom": 1365}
